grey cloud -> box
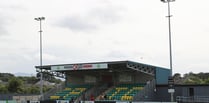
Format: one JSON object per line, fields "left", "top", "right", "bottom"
{"left": 0, "top": 17, "right": 9, "bottom": 36}
{"left": 58, "top": 16, "right": 97, "bottom": 31}
{"left": 106, "top": 50, "right": 129, "bottom": 59}
{"left": 8, "top": 5, "right": 27, "bottom": 11}
{"left": 0, "top": 26, "right": 8, "bottom": 36}
{"left": 89, "top": 7, "right": 123, "bottom": 24}
{"left": 56, "top": 5, "right": 124, "bottom": 32}
{"left": 106, "top": 50, "right": 146, "bottom": 61}
{"left": 0, "top": 3, "right": 26, "bottom": 36}
{"left": 0, "top": 13, "right": 14, "bottom": 36}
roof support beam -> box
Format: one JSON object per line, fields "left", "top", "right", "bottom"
{"left": 127, "top": 62, "right": 155, "bottom": 76}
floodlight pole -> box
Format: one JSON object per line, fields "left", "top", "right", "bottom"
{"left": 161, "top": 0, "right": 174, "bottom": 77}
{"left": 167, "top": 1, "right": 173, "bottom": 77}
{"left": 35, "top": 17, "right": 45, "bottom": 101}
{"left": 161, "top": 0, "right": 175, "bottom": 102}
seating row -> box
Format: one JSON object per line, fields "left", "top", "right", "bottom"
{"left": 50, "top": 84, "right": 92, "bottom": 100}
{"left": 106, "top": 83, "right": 145, "bottom": 101}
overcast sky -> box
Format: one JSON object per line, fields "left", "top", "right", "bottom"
{"left": 0, "top": 0, "right": 209, "bottom": 75}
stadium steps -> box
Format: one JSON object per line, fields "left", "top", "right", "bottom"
{"left": 95, "top": 85, "right": 115, "bottom": 100}
{"left": 43, "top": 82, "right": 65, "bottom": 100}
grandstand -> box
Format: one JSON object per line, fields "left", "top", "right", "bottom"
{"left": 35, "top": 60, "right": 170, "bottom": 103}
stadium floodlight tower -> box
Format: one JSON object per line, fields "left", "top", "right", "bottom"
{"left": 161, "top": 0, "right": 175, "bottom": 102}
{"left": 34, "top": 17, "right": 45, "bottom": 100}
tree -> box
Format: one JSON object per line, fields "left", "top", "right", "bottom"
{"left": 184, "top": 76, "right": 204, "bottom": 84}
{"left": 205, "top": 78, "right": 209, "bottom": 84}
{"left": 7, "top": 77, "right": 23, "bottom": 93}
{"left": 0, "top": 84, "right": 8, "bottom": 93}
{"left": 0, "top": 73, "right": 14, "bottom": 82}
{"left": 26, "top": 86, "right": 39, "bottom": 94}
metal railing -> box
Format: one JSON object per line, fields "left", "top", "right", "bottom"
{"left": 43, "top": 82, "right": 65, "bottom": 100}
{"left": 134, "top": 79, "right": 156, "bottom": 101}
{"left": 176, "top": 96, "right": 209, "bottom": 103}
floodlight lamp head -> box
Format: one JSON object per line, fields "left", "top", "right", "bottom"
{"left": 161, "top": 0, "right": 175, "bottom": 3}
{"left": 34, "top": 18, "right": 39, "bottom": 21}
{"left": 161, "top": 0, "right": 166, "bottom": 3}
{"left": 40, "top": 17, "right": 45, "bottom": 20}
{"left": 34, "top": 17, "right": 45, "bottom": 21}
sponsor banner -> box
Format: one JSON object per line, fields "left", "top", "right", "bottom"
{"left": 116, "top": 102, "right": 129, "bottom": 103}
{"left": 0, "top": 101, "right": 5, "bottom": 103}
{"left": 51, "top": 66, "right": 65, "bottom": 71}
{"left": 51, "top": 63, "right": 108, "bottom": 71}
{"left": 81, "top": 101, "right": 94, "bottom": 103}
{"left": 56, "top": 100, "right": 69, "bottom": 103}
{"left": 0, "top": 101, "right": 16, "bottom": 103}
{"left": 30, "top": 101, "right": 40, "bottom": 103}
{"left": 131, "top": 102, "right": 177, "bottom": 103}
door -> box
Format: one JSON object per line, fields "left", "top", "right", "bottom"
{"left": 189, "top": 87, "right": 194, "bottom": 96}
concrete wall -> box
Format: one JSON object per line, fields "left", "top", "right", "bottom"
{"left": 13, "top": 95, "right": 40, "bottom": 102}
{"left": 66, "top": 70, "right": 153, "bottom": 85}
